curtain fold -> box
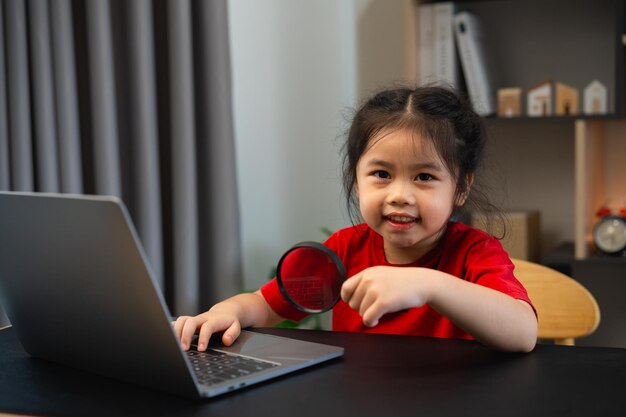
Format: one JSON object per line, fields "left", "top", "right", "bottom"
{"left": 126, "top": 0, "right": 164, "bottom": 290}
{"left": 86, "top": 0, "right": 121, "bottom": 197}
{"left": 195, "top": 0, "right": 242, "bottom": 307}
{"left": 50, "top": 0, "right": 83, "bottom": 194}
{"left": 0, "top": 0, "right": 242, "bottom": 316}
{"left": 5, "top": 0, "right": 34, "bottom": 191}
{"left": 168, "top": 0, "right": 199, "bottom": 315}
{"left": 0, "top": 1, "right": 9, "bottom": 191}
{"left": 29, "top": 0, "right": 60, "bottom": 192}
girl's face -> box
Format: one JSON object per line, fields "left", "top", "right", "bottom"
{"left": 355, "top": 128, "right": 465, "bottom": 264}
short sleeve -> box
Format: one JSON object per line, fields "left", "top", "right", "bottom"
{"left": 260, "top": 278, "right": 309, "bottom": 322}
{"left": 464, "top": 237, "right": 537, "bottom": 316}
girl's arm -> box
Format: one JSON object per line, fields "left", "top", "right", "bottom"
{"left": 341, "top": 266, "right": 538, "bottom": 352}
{"left": 174, "top": 290, "right": 285, "bottom": 351}
{"left": 424, "top": 270, "right": 537, "bottom": 352}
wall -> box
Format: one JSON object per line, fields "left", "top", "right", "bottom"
{"left": 228, "top": 0, "right": 356, "bottom": 290}
{"left": 355, "top": 0, "right": 410, "bottom": 99}
{"left": 484, "top": 120, "right": 576, "bottom": 255}
{"left": 603, "top": 120, "right": 626, "bottom": 203}
{"left": 228, "top": 0, "right": 409, "bottom": 290}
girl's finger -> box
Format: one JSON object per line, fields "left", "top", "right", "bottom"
{"left": 358, "top": 290, "right": 378, "bottom": 319}
{"left": 196, "top": 316, "right": 239, "bottom": 350}
{"left": 340, "top": 274, "right": 361, "bottom": 303}
{"left": 346, "top": 277, "right": 368, "bottom": 312}
{"left": 180, "top": 318, "right": 199, "bottom": 351}
{"left": 362, "top": 301, "right": 384, "bottom": 327}
{"left": 174, "top": 316, "right": 189, "bottom": 339}
{"left": 222, "top": 320, "right": 242, "bottom": 346}
{"left": 196, "top": 320, "right": 216, "bottom": 351}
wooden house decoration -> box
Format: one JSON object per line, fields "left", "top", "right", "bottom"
{"left": 555, "top": 82, "right": 579, "bottom": 115}
{"left": 584, "top": 80, "right": 608, "bottom": 115}
{"left": 497, "top": 87, "right": 522, "bottom": 117}
{"left": 527, "top": 81, "right": 552, "bottom": 116}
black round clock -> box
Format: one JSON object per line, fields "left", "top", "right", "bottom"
{"left": 593, "top": 215, "right": 626, "bottom": 255}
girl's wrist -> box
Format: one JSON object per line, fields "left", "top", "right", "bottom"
{"left": 208, "top": 298, "right": 242, "bottom": 319}
{"left": 413, "top": 267, "right": 441, "bottom": 306}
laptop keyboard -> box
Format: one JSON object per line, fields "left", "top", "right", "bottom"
{"left": 187, "top": 348, "right": 279, "bottom": 386}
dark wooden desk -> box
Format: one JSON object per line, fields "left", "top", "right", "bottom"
{"left": 1, "top": 326, "right": 625, "bottom": 417}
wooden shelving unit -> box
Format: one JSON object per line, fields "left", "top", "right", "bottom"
{"left": 404, "top": 0, "right": 626, "bottom": 261}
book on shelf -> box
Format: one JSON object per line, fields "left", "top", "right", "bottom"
{"left": 453, "top": 11, "right": 494, "bottom": 116}
{"left": 418, "top": 2, "right": 459, "bottom": 89}
{"left": 418, "top": 3, "right": 434, "bottom": 84}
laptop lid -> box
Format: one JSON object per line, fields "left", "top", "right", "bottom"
{"left": 0, "top": 192, "right": 343, "bottom": 398}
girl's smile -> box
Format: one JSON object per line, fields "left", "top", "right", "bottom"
{"left": 355, "top": 129, "right": 459, "bottom": 264}
{"left": 384, "top": 212, "right": 419, "bottom": 230}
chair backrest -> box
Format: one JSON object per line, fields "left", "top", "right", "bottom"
{"left": 511, "top": 258, "right": 600, "bottom": 346}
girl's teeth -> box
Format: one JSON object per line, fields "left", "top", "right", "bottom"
{"left": 389, "top": 216, "right": 414, "bottom": 223}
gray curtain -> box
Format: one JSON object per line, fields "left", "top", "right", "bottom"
{"left": 0, "top": 0, "right": 243, "bottom": 316}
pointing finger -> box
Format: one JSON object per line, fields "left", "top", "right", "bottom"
{"left": 341, "top": 274, "right": 361, "bottom": 303}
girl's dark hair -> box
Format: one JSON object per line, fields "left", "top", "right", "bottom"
{"left": 341, "top": 85, "right": 504, "bottom": 236}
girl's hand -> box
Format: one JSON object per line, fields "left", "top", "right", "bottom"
{"left": 340, "top": 266, "right": 431, "bottom": 327}
{"left": 173, "top": 291, "right": 286, "bottom": 352}
{"left": 174, "top": 310, "right": 242, "bottom": 351}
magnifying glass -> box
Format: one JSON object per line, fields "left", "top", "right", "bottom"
{"left": 276, "top": 241, "right": 346, "bottom": 314}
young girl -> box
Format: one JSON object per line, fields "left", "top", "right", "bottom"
{"left": 175, "top": 86, "right": 538, "bottom": 353}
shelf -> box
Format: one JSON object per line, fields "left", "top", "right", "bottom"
{"left": 546, "top": 241, "right": 626, "bottom": 266}
{"left": 486, "top": 115, "right": 625, "bottom": 123}
{"left": 540, "top": 241, "right": 575, "bottom": 275}
{"left": 574, "top": 119, "right": 626, "bottom": 259}
{"left": 578, "top": 255, "right": 626, "bottom": 265}
{"left": 406, "top": 0, "right": 626, "bottom": 262}
{"left": 410, "top": 0, "right": 625, "bottom": 118}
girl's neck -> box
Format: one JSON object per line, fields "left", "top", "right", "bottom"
{"left": 383, "top": 223, "right": 448, "bottom": 265}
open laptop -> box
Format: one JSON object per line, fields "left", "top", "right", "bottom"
{"left": 0, "top": 192, "right": 343, "bottom": 399}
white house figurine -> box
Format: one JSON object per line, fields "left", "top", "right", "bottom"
{"left": 584, "top": 80, "right": 608, "bottom": 115}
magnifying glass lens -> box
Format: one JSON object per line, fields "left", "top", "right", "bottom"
{"left": 278, "top": 245, "right": 343, "bottom": 313}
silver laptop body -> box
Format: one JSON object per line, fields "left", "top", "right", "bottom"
{"left": 0, "top": 192, "right": 343, "bottom": 398}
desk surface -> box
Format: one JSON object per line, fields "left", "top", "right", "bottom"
{"left": 1, "top": 326, "right": 625, "bottom": 417}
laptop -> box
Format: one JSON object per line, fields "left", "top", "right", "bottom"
{"left": 0, "top": 192, "right": 343, "bottom": 399}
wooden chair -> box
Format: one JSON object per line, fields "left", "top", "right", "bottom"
{"left": 511, "top": 258, "right": 600, "bottom": 346}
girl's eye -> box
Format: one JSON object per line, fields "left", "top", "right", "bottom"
{"left": 373, "top": 170, "right": 391, "bottom": 179}
{"left": 415, "top": 173, "right": 434, "bottom": 181}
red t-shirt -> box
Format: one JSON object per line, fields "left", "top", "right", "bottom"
{"left": 261, "top": 222, "right": 534, "bottom": 340}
